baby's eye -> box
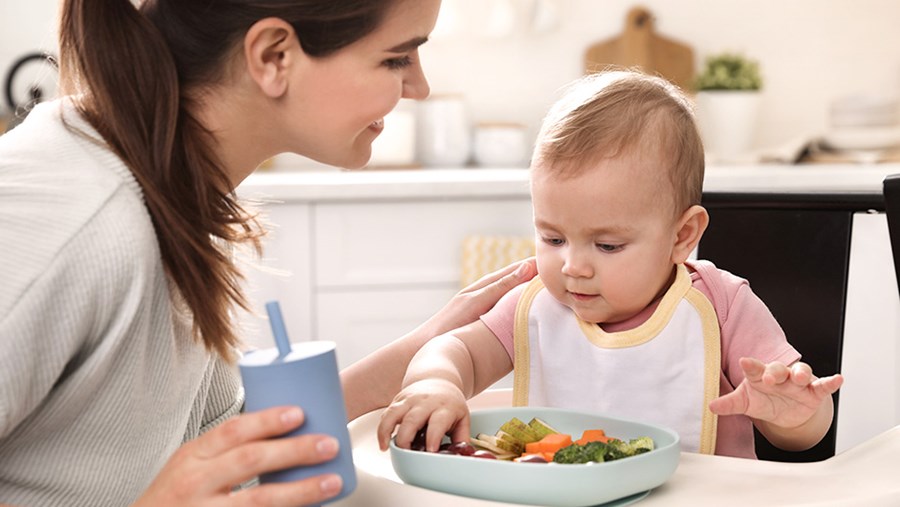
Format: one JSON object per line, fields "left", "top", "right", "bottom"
{"left": 596, "top": 243, "right": 621, "bottom": 253}
{"left": 542, "top": 236, "right": 565, "bottom": 247}
{"left": 383, "top": 55, "right": 413, "bottom": 70}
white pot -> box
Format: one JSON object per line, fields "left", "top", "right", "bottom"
{"left": 416, "top": 95, "right": 471, "bottom": 167}
{"left": 695, "top": 91, "right": 761, "bottom": 163}
{"left": 473, "top": 123, "right": 528, "bottom": 167}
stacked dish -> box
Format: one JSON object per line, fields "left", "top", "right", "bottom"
{"left": 821, "top": 94, "right": 900, "bottom": 152}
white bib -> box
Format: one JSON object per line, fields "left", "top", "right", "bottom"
{"left": 512, "top": 264, "right": 720, "bottom": 454}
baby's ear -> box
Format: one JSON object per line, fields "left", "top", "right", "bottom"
{"left": 672, "top": 205, "right": 709, "bottom": 264}
{"left": 242, "top": 17, "right": 301, "bottom": 98}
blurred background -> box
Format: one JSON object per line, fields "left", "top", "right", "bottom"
{"left": 3, "top": 0, "right": 900, "bottom": 167}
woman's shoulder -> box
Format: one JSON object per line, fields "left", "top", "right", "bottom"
{"left": 0, "top": 100, "right": 152, "bottom": 240}
{"left": 1, "top": 98, "right": 140, "bottom": 191}
{"left": 0, "top": 100, "right": 159, "bottom": 317}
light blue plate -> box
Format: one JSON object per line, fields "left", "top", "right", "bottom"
{"left": 390, "top": 407, "right": 680, "bottom": 507}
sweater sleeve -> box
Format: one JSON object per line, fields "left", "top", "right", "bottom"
{"left": 0, "top": 223, "right": 112, "bottom": 438}
{"left": 0, "top": 174, "right": 149, "bottom": 439}
{"left": 200, "top": 355, "right": 245, "bottom": 434}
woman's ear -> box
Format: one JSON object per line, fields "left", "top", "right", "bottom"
{"left": 672, "top": 205, "right": 709, "bottom": 264}
{"left": 243, "top": 18, "right": 301, "bottom": 98}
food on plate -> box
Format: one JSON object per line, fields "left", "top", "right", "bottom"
{"left": 575, "top": 428, "right": 609, "bottom": 445}
{"left": 552, "top": 436, "right": 653, "bottom": 464}
{"left": 407, "top": 416, "right": 655, "bottom": 464}
{"left": 524, "top": 433, "right": 573, "bottom": 456}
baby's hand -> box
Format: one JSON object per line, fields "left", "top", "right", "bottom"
{"left": 709, "top": 357, "right": 844, "bottom": 429}
{"left": 376, "top": 378, "right": 470, "bottom": 453}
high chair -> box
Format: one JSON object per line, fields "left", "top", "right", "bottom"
{"left": 885, "top": 173, "right": 900, "bottom": 297}
{"left": 699, "top": 183, "right": 899, "bottom": 462}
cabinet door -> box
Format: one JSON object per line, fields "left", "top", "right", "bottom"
{"left": 316, "top": 287, "right": 458, "bottom": 369}
{"left": 313, "top": 199, "right": 534, "bottom": 288}
{"left": 238, "top": 203, "right": 314, "bottom": 350}
{"left": 316, "top": 287, "right": 516, "bottom": 390}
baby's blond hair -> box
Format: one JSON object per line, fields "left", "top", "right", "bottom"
{"left": 532, "top": 69, "right": 705, "bottom": 215}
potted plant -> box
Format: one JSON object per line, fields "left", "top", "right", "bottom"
{"left": 693, "top": 52, "right": 763, "bottom": 163}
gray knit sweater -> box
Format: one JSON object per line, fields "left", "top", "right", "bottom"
{"left": 0, "top": 100, "right": 244, "bottom": 506}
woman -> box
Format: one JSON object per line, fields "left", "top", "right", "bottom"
{"left": 0, "top": 0, "right": 535, "bottom": 506}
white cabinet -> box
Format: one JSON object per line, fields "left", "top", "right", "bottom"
{"left": 238, "top": 192, "right": 533, "bottom": 369}
{"left": 240, "top": 203, "right": 314, "bottom": 344}
{"left": 312, "top": 199, "right": 533, "bottom": 367}
{"left": 316, "top": 288, "right": 457, "bottom": 368}
{"left": 314, "top": 200, "right": 534, "bottom": 287}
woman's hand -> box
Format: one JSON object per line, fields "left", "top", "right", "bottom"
{"left": 132, "top": 406, "right": 342, "bottom": 507}
{"left": 709, "top": 357, "right": 844, "bottom": 451}
{"left": 417, "top": 257, "right": 537, "bottom": 340}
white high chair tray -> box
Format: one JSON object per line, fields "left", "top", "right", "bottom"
{"left": 333, "top": 389, "right": 900, "bottom": 507}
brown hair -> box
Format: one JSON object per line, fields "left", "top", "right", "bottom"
{"left": 57, "top": 0, "right": 393, "bottom": 360}
{"left": 532, "top": 69, "right": 705, "bottom": 215}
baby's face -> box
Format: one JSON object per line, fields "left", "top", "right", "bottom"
{"left": 531, "top": 155, "right": 681, "bottom": 324}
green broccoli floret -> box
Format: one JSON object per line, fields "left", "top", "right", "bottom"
{"left": 550, "top": 443, "right": 582, "bottom": 464}
{"left": 628, "top": 437, "right": 654, "bottom": 455}
{"left": 552, "top": 441, "right": 608, "bottom": 464}
{"left": 552, "top": 437, "right": 656, "bottom": 464}
{"left": 604, "top": 438, "right": 632, "bottom": 461}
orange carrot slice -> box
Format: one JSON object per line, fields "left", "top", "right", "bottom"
{"left": 575, "top": 429, "right": 610, "bottom": 445}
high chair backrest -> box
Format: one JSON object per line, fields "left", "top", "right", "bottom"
{"left": 885, "top": 174, "right": 900, "bottom": 298}
{"left": 698, "top": 189, "right": 889, "bottom": 463}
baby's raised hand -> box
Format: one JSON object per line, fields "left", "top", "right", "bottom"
{"left": 376, "top": 378, "right": 470, "bottom": 453}
{"left": 709, "top": 357, "right": 844, "bottom": 429}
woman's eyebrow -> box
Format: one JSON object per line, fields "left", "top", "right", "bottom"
{"left": 386, "top": 36, "right": 428, "bottom": 53}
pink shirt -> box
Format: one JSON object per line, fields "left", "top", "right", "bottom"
{"left": 480, "top": 259, "right": 801, "bottom": 459}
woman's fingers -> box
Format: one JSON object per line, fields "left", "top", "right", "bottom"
{"left": 186, "top": 406, "right": 342, "bottom": 495}
{"left": 136, "top": 406, "right": 347, "bottom": 507}
{"left": 463, "top": 257, "right": 535, "bottom": 293}
{"left": 192, "top": 406, "right": 304, "bottom": 459}
{"left": 226, "top": 474, "right": 343, "bottom": 507}
{"left": 213, "top": 434, "right": 340, "bottom": 489}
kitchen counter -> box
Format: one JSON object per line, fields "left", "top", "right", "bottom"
{"left": 334, "top": 389, "right": 900, "bottom": 507}
{"left": 237, "top": 164, "right": 900, "bottom": 202}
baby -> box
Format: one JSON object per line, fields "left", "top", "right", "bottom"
{"left": 377, "top": 70, "right": 843, "bottom": 458}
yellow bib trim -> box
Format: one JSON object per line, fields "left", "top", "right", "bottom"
{"left": 512, "top": 276, "right": 545, "bottom": 407}
{"left": 684, "top": 285, "right": 722, "bottom": 455}
{"left": 575, "top": 264, "right": 692, "bottom": 348}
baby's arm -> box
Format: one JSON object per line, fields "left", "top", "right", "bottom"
{"left": 709, "top": 357, "right": 844, "bottom": 451}
{"left": 376, "top": 319, "right": 513, "bottom": 452}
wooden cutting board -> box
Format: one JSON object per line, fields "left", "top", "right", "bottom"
{"left": 584, "top": 7, "right": 695, "bottom": 91}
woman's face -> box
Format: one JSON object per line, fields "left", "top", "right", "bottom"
{"left": 284, "top": 0, "right": 440, "bottom": 169}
